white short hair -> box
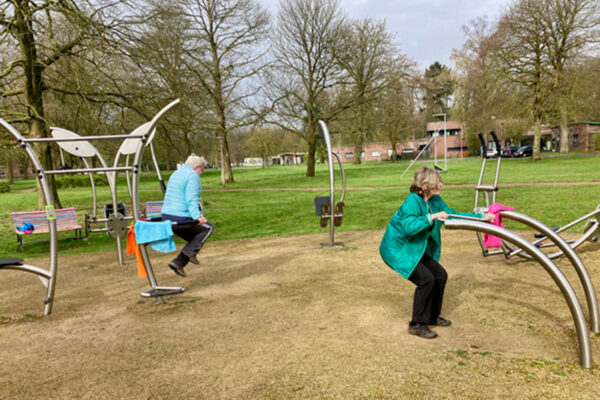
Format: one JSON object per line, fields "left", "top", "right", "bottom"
{"left": 185, "top": 154, "right": 207, "bottom": 169}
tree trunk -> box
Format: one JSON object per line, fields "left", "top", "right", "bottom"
{"left": 306, "top": 138, "right": 316, "bottom": 177}
{"left": 532, "top": 117, "right": 542, "bottom": 161}
{"left": 559, "top": 107, "right": 569, "bottom": 154}
{"left": 223, "top": 136, "right": 234, "bottom": 183}
{"left": 352, "top": 136, "right": 363, "bottom": 165}
{"left": 7, "top": 155, "right": 14, "bottom": 184}
{"left": 389, "top": 139, "right": 397, "bottom": 161}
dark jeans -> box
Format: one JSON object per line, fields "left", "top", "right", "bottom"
{"left": 407, "top": 253, "right": 448, "bottom": 325}
{"left": 169, "top": 221, "right": 214, "bottom": 267}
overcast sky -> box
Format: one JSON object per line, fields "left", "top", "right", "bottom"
{"left": 260, "top": 0, "right": 511, "bottom": 71}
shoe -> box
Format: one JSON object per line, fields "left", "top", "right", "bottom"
{"left": 169, "top": 263, "right": 186, "bottom": 277}
{"left": 183, "top": 251, "right": 199, "bottom": 265}
{"left": 430, "top": 316, "right": 452, "bottom": 327}
{"left": 408, "top": 323, "right": 438, "bottom": 339}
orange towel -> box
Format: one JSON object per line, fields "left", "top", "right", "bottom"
{"left": 127, "top": 222, "right": 147, "bottom": 278}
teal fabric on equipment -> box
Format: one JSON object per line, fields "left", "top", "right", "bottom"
{"left": 379, "top": 192, "right": 481, "bottom": 279}
{"left": 134, "top": 220, "right": 175, "bottom": 253}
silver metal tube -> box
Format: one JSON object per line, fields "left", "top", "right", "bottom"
{"left": 332, "top": 152, "right": 346, "bottom": 203}
{"left": 318, "top": 121, "right": 336, "bottom": 246}
{"left": 500, "top": 211, "right": 600, "bottom": 333}
{"left": 21, "top": 134, "right": 146, "bottom": 142}
{"left": 81, "top": 158, "right": 97, "bottom": 219}
{"left": 401, "top": 136, "right": 435, "bottom": 178}
{"left": 44, "top": 166, "right": 132, "bottom": 175}
{"left": 492, "top": 157, "right": 501, "bottom": 204}
{"left": 149, "top": 141, "right": 166, "bottom": 195}
{"left": 444, "top": 219, "right": 592, "bottom": 368}
{"left": 0, "top": 263, "right": 52, "bottom": 280}
{"left": 1, "top": 119, "right": 59, "bottom": 315}
{"left": 125, "top": 155, "right": 132, "bottom": 199}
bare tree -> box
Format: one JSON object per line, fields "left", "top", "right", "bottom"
{"left": 452, "top": 17, "right": 522, "bottom": 146}
{"left": 494, "top": 0, "right": 556, "bottom": 160}
{"left": 376, "top": 57, "right": 421, "bottom": 161}
{"left": 0, "top": 0, "right": 129, "bottom": 206}
{"left": 335, "top": 18, "right": 393, "bottom": 164}
{"left": 267, "top": 0, "right": 345, "bottom": 177}
{"left": 181, "top": 0, "right": 270, "bottom": 183}
{"left": 539, "top": 0, "right": 600, "bottom": 153}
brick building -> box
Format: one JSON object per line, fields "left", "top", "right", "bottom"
{"left": 522, "top": 122, "right": 600, "bottom": 151}
{"left": 330, "top": 120, "right": 469, "bottom": 162}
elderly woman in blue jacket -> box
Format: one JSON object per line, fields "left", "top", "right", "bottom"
{"left": 380, "top": 167, "right": 494, "bottom": 339}
{"left": 161, "top": 154, "right": 213, "bottom": 277}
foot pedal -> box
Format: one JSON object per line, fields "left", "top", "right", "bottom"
{"left": 320, "top": 203, "right": 331, "bottom": 227}
{"left": 334, "top": 201, "right": 344, "bottom": 227}
{"left": 141, "top": 286, "right": 185, "bottom": 298}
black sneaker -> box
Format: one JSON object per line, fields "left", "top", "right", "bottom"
{"left": 430, "top": 317, "right": 452, "bottom": 327}
{"left": 408, "top": 323, "right": 438, "bottom": 339}
{"left": 169, "top": 263, "right": 186, "bottom": 277}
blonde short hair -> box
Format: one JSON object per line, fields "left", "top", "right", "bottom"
{"left": 185, "top": 154, "right": 207, "bottom": 169}
{"left": 409, "top": 167, "right": 441, "bottom": 197}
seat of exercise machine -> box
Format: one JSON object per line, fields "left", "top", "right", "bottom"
{"left": 0, "top": 258, "right": 24, "bottom": 267}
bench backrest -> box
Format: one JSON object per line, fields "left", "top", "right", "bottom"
{"left": 145, "top": 201, "right": 163, "bottom": 220}
{"left": 12, "top": 207, "right": 79, "bottom": 233}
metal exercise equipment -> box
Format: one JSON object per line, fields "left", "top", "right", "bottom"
{"left": 315, "top": 121, "right": 346, "bottom": 246}
{"left": 0, "top": 99, "right": 182, "bottom": 315}
{"left": 444, "top": 216, "right": 594, "bottom": 368}
{"left": 474, "top": 131, "right": 599, "bottom": 260}
{"left": 400, "top": 117, "right": 448, "bottom": 179}
{"left": 50, "top": 103, "right": 176, "bottom": 265}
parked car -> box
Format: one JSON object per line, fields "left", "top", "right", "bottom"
{"left": 501, "top": 146, "right": 519, "bottom": 157}
{"left": 514, "top": 145, "right": 533, "bottom": 157}
{"left": 400, "top": 148, "right": 417, "bottom": 160}
{"left": 486, "top": 148, "right": 498, "bottom": 157}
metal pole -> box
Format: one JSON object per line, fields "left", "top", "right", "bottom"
{"left": 318, "top": 121, "right": 340, "bottom": 246}
{"left": 444, "top": 219, "right": 593, "bottom": 368}
{"left": 500, "top": 211, "right": 600, "bottom": 333}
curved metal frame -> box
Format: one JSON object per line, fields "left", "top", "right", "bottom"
{"left": 445, "top": 218, "right": 593, "bottom": 368}
{"left": 499, "top": 211, "right": 600, "bottom": 333}
{"left": 473, "top": 132, "right": 599, "bottom": 259}
{"left": 0, "top": 99, "right": 182, "bottom": 314}
{"left": 317, "top": 121, "right": 346, "bottom": 246}
{"left": 0, "top": 118, "right": 58, "bottom": 315}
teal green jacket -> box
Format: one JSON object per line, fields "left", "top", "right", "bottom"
{"left": 379, "top": 192, "right": 480, "bottom": 279}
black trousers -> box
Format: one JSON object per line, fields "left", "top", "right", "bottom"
{"left": 170, "top": 222, "right": 214, "bottom": 267}
{"left": 407, "top": 253, "right": 448, "bottom": 325}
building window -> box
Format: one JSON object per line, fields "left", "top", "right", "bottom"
{"left": 371, "top": 151, "right": 381, "bottom": 157}
{"left": 360, "top": 151, "right": 365, "bottom": 159}
{"left": 0, "top": 170, "right": 5, "bottom": 179}
{"left": 387, "top": 149, "right": 393, "bottom": 157}
{"left": 345, "top": 152, "right": 353, "bottom": 159}
{"left": 573, "top": 134, "right": 579, "bottom": 147}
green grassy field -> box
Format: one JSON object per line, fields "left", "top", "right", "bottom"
{"left": 1, "top": 155, "right": 598, "bottom": 256}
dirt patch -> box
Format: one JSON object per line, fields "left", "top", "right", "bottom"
{"left": 1, "top": 230, "right": 600, "bottom": 399}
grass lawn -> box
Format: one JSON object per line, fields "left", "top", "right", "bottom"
{"left": 1, "top": 154, "right": 599, "bottom": 256}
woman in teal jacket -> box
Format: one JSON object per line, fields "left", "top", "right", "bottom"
{"left": 380, "top": 167, "right": 494, "bottom": 339}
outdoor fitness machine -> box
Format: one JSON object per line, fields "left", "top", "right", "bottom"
{"left": 0, "top": 99, "right": 183, "bottom": 315}
{"left": 444, "top": 214, "right": 596, "bottom": 368}
{"left": 400, "top": 113, "right": 448, "bottom": 179}
{"left": 314, "top": 120, "right": 346, "bottom": 246}
{"left": 474, "top": 131, "right": 599, "bottom": 260}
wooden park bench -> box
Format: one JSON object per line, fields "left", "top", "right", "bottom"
{"left": 145, "top": 201, "right": 163, "bottom": 221}
{"left": 11, "top": 207, "right": 86, "bottom": 251}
